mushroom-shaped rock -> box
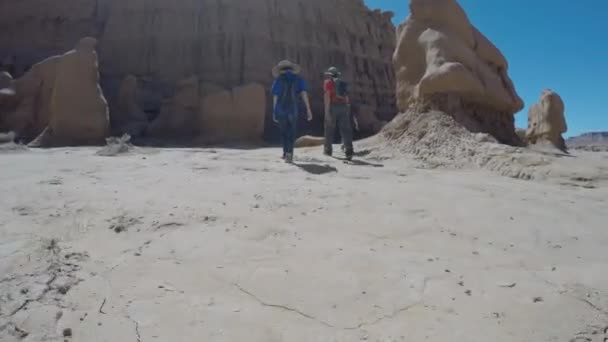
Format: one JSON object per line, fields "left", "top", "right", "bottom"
{"left": 393, "top": 0, "right": 523, "bottom": 145}
{"left": 526, "top": 89, "right": 567, "bottom": 151}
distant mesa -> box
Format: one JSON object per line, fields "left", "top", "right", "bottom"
{"left": 567, "top": 131, "right": 608, "bottom": 152}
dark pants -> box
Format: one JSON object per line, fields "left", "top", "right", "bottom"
{"left": 324, "top": 103, "right": 353, "bottom": 155}
{"left": 278, "top": 115, "right": 297, "bottom": 155}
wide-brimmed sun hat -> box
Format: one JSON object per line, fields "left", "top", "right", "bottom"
{"left": 272, "top": 60, "right": 302, "bottom": 77}
{"left": 324, "top": 66, "right": 341, "bottom": 77}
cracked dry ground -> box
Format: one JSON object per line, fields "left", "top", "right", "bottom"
{"left": 1, "top": 147, "right": 607, "bottom": 341}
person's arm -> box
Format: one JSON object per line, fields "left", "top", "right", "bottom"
{"left": 323, "top": 79, "right": 332, "bottom": 120}
{"left": 271, "top": 80, "right": 280, "bottom": 123}
{"left": 345, "top": 95, "right": 356, "bottom": 130}
{"left": 353, "top": 116, "right": 360, "bottom": 131}
{"left": 300, "top": 92, "right": 313, "bottom": 121}
{"left": 324, "top": 91, "right": 331, "bottom": 119}
{"left": 297, "top": 77, "right": 312, "bottom": 121}
{"left": 272, "top": 95, "right": 278, "bottom": 123}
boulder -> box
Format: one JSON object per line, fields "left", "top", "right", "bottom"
{"left": 4, "top": 56, "right": 61, "bottom": 140}
{"left": 30, "top": 37, "right": 109, "bottom": 147}
{"left": 526, "top": 89, "right": 567, "bottom": 151}
{"left": 113, "top": 75, "right": 148, "bottom": 137}
{"left": 0, "top": 72, "right": 16, "bottom": 110}
{"left": 146, "top": 75, "right": 200, "bottom": 139}
{"left": 0, "top": 71, "right": 12, "bottom": 89}
{"left": 295, "top": 135, "right": 325, "bottom": 148}
{"left": 393, "top": 0, "right": 523, "bottom": 145}
{"left": 199, "top": 83, "right": 266, "bottom": 143}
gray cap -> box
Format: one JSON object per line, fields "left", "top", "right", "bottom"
{"left": 324, "top": 66, "right": 341, "bottom": 77}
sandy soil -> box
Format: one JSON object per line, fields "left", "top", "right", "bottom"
{"left": 1, "top": 145, "right": 607, "bottom": 341}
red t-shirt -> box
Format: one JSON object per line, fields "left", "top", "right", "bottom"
{"left": 323, "top": 79, "right": 347, "bottom": 104}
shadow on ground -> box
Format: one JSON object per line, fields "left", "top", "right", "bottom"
{"left": 294, "top": 163, "right": 338, "bottom": 175}
{"left": 331, "top": 156, "right": 384, "bottom": 168}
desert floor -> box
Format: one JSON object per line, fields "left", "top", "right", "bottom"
{"left": 1, "top": 146, "right": 607, "bottom": 342}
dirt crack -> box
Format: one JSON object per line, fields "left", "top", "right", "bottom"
{"left": 532, "top": 274, "right": 608, "bottom": 317}
{"left": 8, "top": 273, "right": 58, "bottom": 316}
{"left": 344, "top": 302, "right": 424, "bottom": 330}
{"left": 235, "top": 282, "right": 427, "bottom": 331}
{"left": 578, "top": 297, "right": 608, "bottom": 317}
{"left": 234, "top": 283, "right": 336, "bottom": 328}
{"left": 126, "top": 314, "right": 142, "bottom": 342}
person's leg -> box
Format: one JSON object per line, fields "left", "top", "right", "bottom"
{"left": 285, "top": 115, "right": 297, "bottom": 162}
{"left": 278, "top": 117, "right": 288, "bottom": 158}
{"left": 337, "top": 105, "right": 354, "bottom": 158}
{"left": 289, "top": 115, "right": 297, "bottom": 154}
{"left": 324, "top": 107, "right": 337, "bottom": 155}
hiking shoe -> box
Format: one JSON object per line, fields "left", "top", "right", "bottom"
{"left": 281, "top": 153, "right": 286, "bottom": 160}
{"left": 345, "top": 154, "right": 353, "bottom": 161}
{"left": 323, "top": 150, "right": 332, "bottom": 157}
{"left": 285, "top": 153, "right": 293, "bottom": 163}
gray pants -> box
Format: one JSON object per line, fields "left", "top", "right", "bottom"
{"left": 324, "top": 103, "right": 353, "bottom": 155}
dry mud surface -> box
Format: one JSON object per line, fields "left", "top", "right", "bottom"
{"left": 1, "top": 146, "right": 607, "bottom": 341}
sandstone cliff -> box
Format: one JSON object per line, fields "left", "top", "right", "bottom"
{"left": 0, "top": 0, "right": 396, "bottom": 142}
{"left": 393, "top": 0, "right": 523, "bottom": 145}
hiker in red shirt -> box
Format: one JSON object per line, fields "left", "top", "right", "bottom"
{"left": 323, "top": 66, "right": 353, "bottom": 160}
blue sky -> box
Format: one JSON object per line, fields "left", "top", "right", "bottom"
{"left": 364, "top": 0, "right": 607, "bottom": 137}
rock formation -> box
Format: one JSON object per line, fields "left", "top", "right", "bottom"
{"left": 1, "top": 56, "right": 60, "bottom": 141}
{"left": 0, "top": 71, "right": 12, "bottom": 89}
{"left": 113, "top": 75, "right": 148, "bottom": 137}
{"left": 27, "top": 38, "right": 109, "bottom": 146}
{"left": 147, "top": 76, "right": 200, "bottom": 139}
{"left": 0, "top": 0, "right": 397, "bottom": 142}
{"left": 2, "top": 38, "right": 109, "bottom": 146}
{"left": 526, "top": 89, "right": 567, "bottom": 151}
{"left": 0, "top": 72, "right": 16, "bottom": 110}
{"left": 199, "top": 83, "right": 266, "bottom": 143}
{"left": 393, "top": 0, "right": 523, "bottom": 145}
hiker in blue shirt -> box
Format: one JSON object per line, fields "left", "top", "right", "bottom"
{"left": 271, "top": 60, "right": 313, "bottom": 163}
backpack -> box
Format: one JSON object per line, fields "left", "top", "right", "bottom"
{"left": 278, "top": 76, "right": 297, "bottom": 113}
{"left": 334, "top": 77, "right": 348, "bottom": 101}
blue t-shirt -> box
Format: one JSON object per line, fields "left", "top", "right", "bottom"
{"left": 271, "top": 72, "right": 307, "bottom": 117}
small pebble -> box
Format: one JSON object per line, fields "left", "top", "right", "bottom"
{"left": 533, "top": 296, "right": 543, "bottom": 303}
{"left": 62, "top": 328, "right": 72, "bottom": 337}
{"left": 57, "top": 285, "right": 70, "bottom": 295}
{"left": 465, "top": 289, "right": 472, "bottom": 296}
